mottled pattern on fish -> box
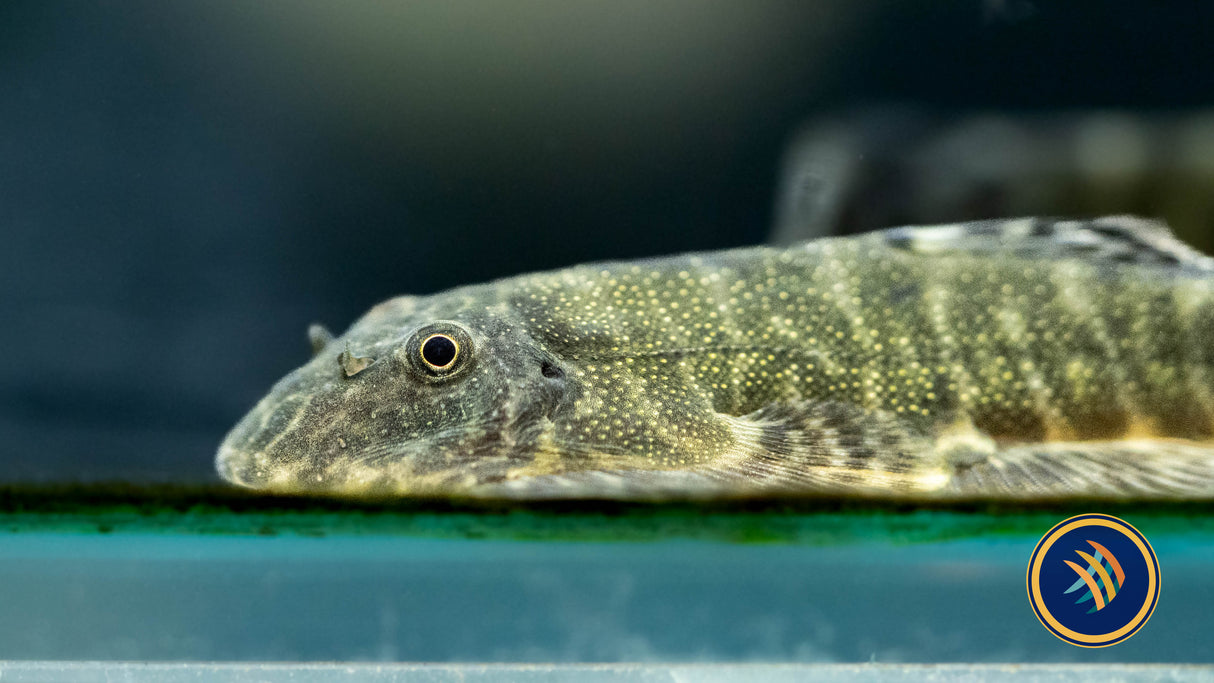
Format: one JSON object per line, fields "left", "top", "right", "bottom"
{"left": 216, "top": 216, "right": 1214, "bottom": 499}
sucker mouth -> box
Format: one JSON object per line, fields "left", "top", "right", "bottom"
{"left": 214, "top": 443, "right": 249, "bottom": 487}
{"left": 214, "top": 439, "right": 271, "bottom": 489}
{"left": 214, "top": 383, "right": 318, "bottom": 491}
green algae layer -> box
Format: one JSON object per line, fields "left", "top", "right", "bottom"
{"left": 1, "top": 484, "right": 1212, "bottom": 545}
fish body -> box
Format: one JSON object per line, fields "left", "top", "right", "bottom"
{"left": 216, "top": 216, "right": 1214, "bottom": 499}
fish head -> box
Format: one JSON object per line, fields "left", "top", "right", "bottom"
{"left": 215, "top": 293, "right": 572, "bottom": 497}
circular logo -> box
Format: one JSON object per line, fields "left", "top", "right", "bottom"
{"left": 1026, "top": 513, "right": 1160, "bottom": 647}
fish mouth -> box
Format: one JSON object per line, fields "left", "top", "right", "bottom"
{"left": 214, "top": 375, "right": 320, "bottom": 491}
{"left": 214, "top": 409, "right": 285, "bottom": 490}
{"left": 214, "top": 407, "right": 269, "bottom": 488}
{"left": 214, "top": 439, "right": 269, "bottom": 489}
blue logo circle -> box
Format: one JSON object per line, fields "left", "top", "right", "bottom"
{"left": 1026, "top": 513, "right": 1160, "bottom": 647}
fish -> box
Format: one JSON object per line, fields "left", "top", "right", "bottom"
{"left": 215, "top": 216, "right": 1214, "bottom": 500}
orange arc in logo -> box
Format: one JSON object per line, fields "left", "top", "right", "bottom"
{"left": 1088, "top": 540, "right": 1125, "bottom": 586}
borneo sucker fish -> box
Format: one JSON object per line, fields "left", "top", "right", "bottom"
{"left": 216, "top": 216, "right": 1214, "bottom": 500}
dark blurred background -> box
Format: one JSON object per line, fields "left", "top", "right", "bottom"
{"left": 3, "top": 1, "right": 1214, "bottom": 482}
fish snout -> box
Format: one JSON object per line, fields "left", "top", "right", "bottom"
{"left": 215, "top": 387, "right": 314, "bottom": 490}
{"left": 214, "top": 440, "right": 270, "bottom": 489}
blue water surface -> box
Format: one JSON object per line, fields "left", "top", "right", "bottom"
{"left": 0, "top": 531, "right": 1210, "bottom": 662}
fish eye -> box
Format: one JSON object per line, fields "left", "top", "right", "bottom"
{"left": 421, "top": 334, "right": 459, "bottom": 370}
{"left": 404, "top": 322, "right": 474, "bottom": 379}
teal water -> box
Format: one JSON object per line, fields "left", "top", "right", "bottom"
{"left": 1, "top": 525, "right": 1210, "bottom": 662}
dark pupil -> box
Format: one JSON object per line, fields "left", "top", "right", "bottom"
{"left": 422, "top": 335, "right": 457, "bottom": 368}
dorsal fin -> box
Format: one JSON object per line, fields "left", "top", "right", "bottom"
{"left": 879, "top": 216, "right": 1214, "bottom": 274}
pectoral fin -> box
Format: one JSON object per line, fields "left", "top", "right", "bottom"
{"left": 709, "top": 401, "right": 943, "bottom": 496}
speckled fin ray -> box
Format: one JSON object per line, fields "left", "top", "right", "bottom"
{"left": 709, "top": 401, "right": 939, "bottom": 496}
{"left": 945, "top": 441, "right": 1214, "bottom": 500}
{"left": 882, "top": 216, "right": 1214, "bottom": 274}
